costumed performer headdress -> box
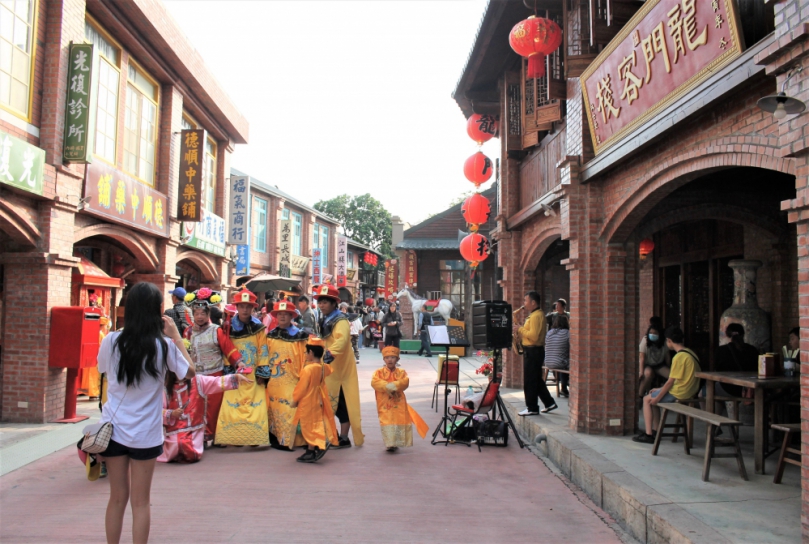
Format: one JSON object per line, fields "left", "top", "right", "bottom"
{"left": 231, "top": 287, "right": 258, "bottom": 307}
{"left": 271, "top": 300, "right": 296, "bottom": 316}
{"left": 381, "top": 346, "right": 400, "bottom": 358}
{"left": 184, "top": 287, "right": 223, "bottom": 308}
{"left": 313, "top": 284, "right": 340, "bottom": 303}
{"left": 305, "top": 336, "right": 325, "bottom": 349}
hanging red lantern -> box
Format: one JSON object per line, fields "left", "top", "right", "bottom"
{"left": 509, "top": 16, "right": 562, "bottom": 79}
{"left": 462, "top": 193, "right": 491, "bottom": 230}
{"left": 460, "top": 232, "right": 490, "bottom": 269}
{"left": 467, "top": 114, "right": 499, "bottom": 144}
{"left": 464, "top": 151, "right": 494, "bottom": 187}
{"left": 364, "top": 297, "right": 374, "bottom": 307}
{"left": 639, "top": 239, "right": 655, "bottom": 261}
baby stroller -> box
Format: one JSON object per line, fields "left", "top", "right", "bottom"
{"left": 368, "top": 320, "right": 382, "bottom": 349}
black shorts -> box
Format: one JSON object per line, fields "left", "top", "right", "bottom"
{"left": 102, "top": 438, "right": 163, "bottom": 461}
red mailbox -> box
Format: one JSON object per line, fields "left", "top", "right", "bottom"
{"left": 49, "top": 306, "right": 103, "bottom": 423}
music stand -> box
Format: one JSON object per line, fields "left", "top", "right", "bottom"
{"left": 427, "top": 325, "right": 468, "bottom": 443}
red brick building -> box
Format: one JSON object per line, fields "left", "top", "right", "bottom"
{"left": 455, "top": 0, "right": 809, "bottom": 532}
{"left": 0, "top": 0, "right": 247, "bottom": 423}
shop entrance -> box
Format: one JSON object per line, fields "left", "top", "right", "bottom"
{"left": 534, "top": 238, "right": 570, "bottom": 315}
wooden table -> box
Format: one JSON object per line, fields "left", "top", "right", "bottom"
{"left": 696, "top": 371, "right": 799, "bottom": 474}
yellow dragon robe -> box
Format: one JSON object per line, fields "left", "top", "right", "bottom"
{"left": 371, "top": 366, "right": 429, "bottom": 448}
{"left": 321, "top": 310, "right": 364, "bottom": 445}
{"left": 265, "top": 326, "right": 308, "bottom": 447}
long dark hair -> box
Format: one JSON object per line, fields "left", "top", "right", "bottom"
{"left": 113, "top": 282, "right": 167, "bottom": 387}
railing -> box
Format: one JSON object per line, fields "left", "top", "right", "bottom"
{"left": 519, "top": 124, "right": 566, "bottom": 210}
{"left": 359, "top": 269, "right": 385, "bottom": 288}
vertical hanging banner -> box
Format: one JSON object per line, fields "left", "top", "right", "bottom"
{"left": 227, "top": 175, "right": 250, "bottom": 244}
{"left": 385, "top": 259, "right": 398, "bottom": 298}
{"left": 405, "top": 250, "right": 418, "bottom": 287}
{"left": 235, "top": 244, "right": 250, "bottom": 276}
{"left": 279, "top": 219, "right": 292, "bottom": 277}
{"left": 178, "top": 129, "right": 206, "bottom": 222}
{"left": 336, "top": 236, "right": 348, "bottom": 287}
{"left": 312, "top": 248, "right": 322, "bottom": 285}
{"left": 63, "top": 42, "right": 94, "bottom": 162}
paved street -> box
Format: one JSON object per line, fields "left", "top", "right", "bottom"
{"left": 1, "top": 351, "right": 628, "bottom": 543}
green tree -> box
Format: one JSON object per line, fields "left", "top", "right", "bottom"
{"left": 313, "top": 194, "right": 393, "bottom": 259}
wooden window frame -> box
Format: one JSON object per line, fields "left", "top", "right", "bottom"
{"left": 253, "top": 196, "right": 267, "bottom": 253}
{"left": 85, "top": 17, "right": 122, "bottom": 166}
{"left": 0, "top": 0, "right": 39, "bottom": 122}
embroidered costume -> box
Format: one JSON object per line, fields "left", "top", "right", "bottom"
{"left": 372, "top": 347, "right": 429, "bottom": 448}
{"left": 158, "top": 374, "right": 241, "bottom": 463}
{"left": 215, "top": 288, "right": 272, "bottom": 446}
{"left": 291, "top": 339, "right": 339, "bottom": 451}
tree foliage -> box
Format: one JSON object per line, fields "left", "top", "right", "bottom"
{"left": 313, "top": 194, "right": 393, "bottom": 258}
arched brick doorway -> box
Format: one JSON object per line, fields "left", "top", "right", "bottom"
{"left": 534, "top": 238, "right": 569, "bottom": 316}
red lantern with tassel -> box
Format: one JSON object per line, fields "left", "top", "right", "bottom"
{"left": 467, "top": 114, "right": 499, "bottom": 144}
{"left": 464, "top": 151, "right": 494, "bottom": 187}
{"left": 460, "top": 232, "right": 490, "bottom": 269}
{"left": 639, "top": 239, "right": 655, "bottom": 261}
{"left": 509, "top": 16, "right": 562, "bottom": 79}
{"left": 462, "top": 193, "right": 491, "bottom": 230}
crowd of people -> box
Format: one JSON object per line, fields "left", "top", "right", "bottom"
{"left": 82, "top": 283, "right": 428, "bottom": 544}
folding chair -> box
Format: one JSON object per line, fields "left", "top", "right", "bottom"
{"left": 431, "top": 355, "right": 460, "bottom": 412}
{"left": 444, "top": 378, "right": 501, "bottom": 452}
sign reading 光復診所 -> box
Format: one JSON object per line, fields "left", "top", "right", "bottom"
{"left": 228, "top": 175, "right": 250, "bottom": 245}
{"left": 63, "top": 42, "right": 94, "bottom": 163}
{"left": 581, "top": 0, "right": 743, "bottom": 155}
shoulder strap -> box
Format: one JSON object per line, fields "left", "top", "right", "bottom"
{"left": 680, "top": 348, "right": 700, "bottom": 364}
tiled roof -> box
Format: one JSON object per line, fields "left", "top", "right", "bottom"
{"left": 396, "top": 238, "right": 459, "bottom": 250}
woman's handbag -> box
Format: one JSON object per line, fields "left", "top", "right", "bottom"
{"left": 81, "top": 388, "right": 127, "bottom": 454}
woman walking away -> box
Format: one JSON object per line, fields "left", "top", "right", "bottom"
{"left": 97, "top": 282, "right": 194, "bottom": 544}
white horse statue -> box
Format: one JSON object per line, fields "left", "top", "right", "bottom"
{"left": 395, "top": 287, "right": 454, "bottom": 337}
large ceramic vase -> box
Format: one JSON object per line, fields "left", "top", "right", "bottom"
{"left": 718, "top": 260, "right": 771, "bottom": 353}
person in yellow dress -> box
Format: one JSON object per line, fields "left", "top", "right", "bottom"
{"left": 266, "top": 300, "right": 309, "bottom": 450}
{"left": 78, "top": 315, "right": 110, "bottom": 399}
{"left": 291, "top": 337, "right": 339, "bottom": 463}
{"left": 371, "top": 346, "right": 429, "bottom": 452}
{"left": 215, "top": 287, "right": 271, "bottom": 447}
{"left": 315, "top": 284, "right": 364, "bottom": 448}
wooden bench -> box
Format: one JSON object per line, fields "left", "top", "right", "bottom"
{"left": 543, "top": 368, "right": 570, "bottom": 397}
{"left": 653, "top": 403, "right": 748, "bottom": 482}
{"left": 771, "top": 423, "right": 800, "bottom": 484}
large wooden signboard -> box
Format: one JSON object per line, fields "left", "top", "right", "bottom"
{"left": 581, "top": 0, "right": 744, "bottom": 155}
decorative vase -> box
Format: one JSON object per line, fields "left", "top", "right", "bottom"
{"left": 718, "top": 260, "right": 771, "bottom": 353}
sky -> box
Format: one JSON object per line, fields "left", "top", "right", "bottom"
{"left": 163, "top": 0, "right": 499, "bottom": 228}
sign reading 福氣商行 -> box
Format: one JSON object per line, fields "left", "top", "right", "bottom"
{"left": 178, "top": 129, "right": 206, "bottom": 222}
{"left": 0, "top": 131, "right": 45, "bottom": 195}
{"left": 228, "top": 176, "right": 250, "bottom": 245}
{"left": 336, "top": 236, "right": 348, "bottom": 287}
{"left": 63, "top": 42, "right": 94, "bottom": 163}
{"left": 84, "top": 161, "right": 170, "bottom": 238}
{"left": 581, "top": 0, "right": 743, "bottom": 155}
{"left": 182, "top": 208, "right": 226, "bottom": 256}
{"left": 279, "top": 219, "right": 292, "bottom": 277}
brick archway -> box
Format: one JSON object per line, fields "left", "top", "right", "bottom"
{"left": 176, "top": 249, "right": 218, "bottom": 283}
{"left": 0, "top": 199, "right": 41, "bottom": 247}
{"left": 519, "top": 223, "right": 563, "bottom": 274}
{"left": 637, "top": 203, "right": 787, "bottom": 241}
{"left": 74, "top": 224, "right": 159, "bottom": 271}
{"left": 601, "top": 145, "right": 794, "bottom": 244}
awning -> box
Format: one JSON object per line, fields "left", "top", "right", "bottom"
{"left": 72, "top": 257, "right": 124, "bottom": 289}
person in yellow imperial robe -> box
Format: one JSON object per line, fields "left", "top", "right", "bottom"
{"left": 265, "top": 300, "right": 309, "bottom": 450}
{"left": 316, "top": 284, "right": 364, "bottom": 448}
{"left": 291, "top": 337, "right": 339, "bottom": 463}
{"left": 215, "top": 287, "right": 271, "bottom": 447}
{"left": 371, "top": 346, "right": 429, "bottom": 452}
{"left": 79, "top": 315, "right": 110, "bottom": 399}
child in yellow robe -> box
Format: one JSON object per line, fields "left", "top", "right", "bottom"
{"left": 371, "top": 346, "right": 429, "bottom": 452}
{"left": 291, "top": 337, "right": 339, "bottom": 463}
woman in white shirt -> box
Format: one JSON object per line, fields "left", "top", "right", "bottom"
{"left": 97, "top": 282, "right": 194, "bottom": 544}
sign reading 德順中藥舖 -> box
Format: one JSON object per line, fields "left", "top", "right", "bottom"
{"left": 581, "top": 0, "right": 743, "bottom": 155}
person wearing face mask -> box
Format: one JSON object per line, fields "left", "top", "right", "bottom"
{"left": 638, "top": 317, "right": 671, "bottom": 399}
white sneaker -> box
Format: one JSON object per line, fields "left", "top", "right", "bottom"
{"left": 518, "top": 409, "right": 539, "bottom": 416}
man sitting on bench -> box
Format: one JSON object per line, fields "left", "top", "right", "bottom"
{"left": 633, "top": 327, "right": 701, "bottom": 444}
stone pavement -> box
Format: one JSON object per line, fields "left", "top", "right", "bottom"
{"left": 0, "top": 350, "right": 632, "bottom": 544}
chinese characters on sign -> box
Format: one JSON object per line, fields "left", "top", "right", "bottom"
{"left": 182, "top": 208, "right": 226, "bottom": 256}
{"left": 405, "top": 250, "right": 417, "bottom": 287}
{"left": 84, "top": 161, "right": 169, "bottom": 238}
{"left": 279, "top": 219, "right": 292, "bottom": 277}
{"left": 290, "top": 255, "right": 311, "bottom": 276}
{"left": 178, "top": 129, "right": 206, "bottom": 221}
{"left": 312, "top": 248, "right": 322, "bottom": 285}
{"left": 336, "top": 236, "right": 348, "bottom": 287}
{"left": 581, "top": 0, "right": 743, "bottom": 154}
{"left": 0, "top": 131, "right": 45, "bottom": 195}
{"left": 227, "top": 175, "right": 250, "bottom": 244}
{"left": 64, "top": 43, "right": 94, "bottom": 162}
{"left": 235, "top": 245, "right": 250, "bottom": 276}
{"left": 385, "top": 259, "right": 398, "bottom": 298}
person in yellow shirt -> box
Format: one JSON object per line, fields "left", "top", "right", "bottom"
{"left": 513, "top": 291, "right": 557, "bottom": 416}
{"left": 371, "top": 346, "right": 429, "bottom": 452}
{"left": 291, "top": 337, "right": 339, "bottom": 463}
{"left": 633, "top": 326, "right": 701, "bottom": 444}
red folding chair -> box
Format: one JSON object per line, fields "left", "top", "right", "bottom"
{"left": 431, "top": 357, "right": 461, "bottom": 412}
{"left": 445, "top": 378, "right": 501, "bottom": 452}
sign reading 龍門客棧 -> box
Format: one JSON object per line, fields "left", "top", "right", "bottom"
{"left": 0, "top": 131, "right": 45, "bottom": 195}
{"left": 581, "top": 0, "right": 743, "bottom": 155}
{"left": 84, "top": 161, "right": 170, "bottom": 238}
{"left": 63, "top": 42, "right": 94, "bottom": 163}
